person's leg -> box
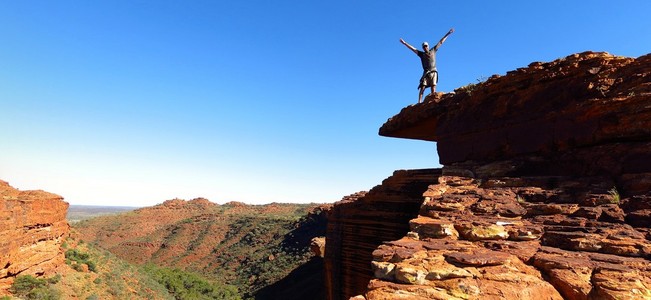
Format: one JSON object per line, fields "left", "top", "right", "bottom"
{"left": 430, "top": 71, "right": 438, "bottom": 95}
{"left": 418, "top": 87, "right": 424, "bottom": 103}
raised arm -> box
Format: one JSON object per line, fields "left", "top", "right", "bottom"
{"left": 433, "top": 28, "right": 454, "bottom": 51}
{"left": 400, "top": 38, "right": 418, "bottom": 54}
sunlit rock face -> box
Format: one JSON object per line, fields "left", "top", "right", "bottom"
{"left": 0, "top": 180, "right": 69, "bottom": 293}
{"left": 324, "top": 170, "right": 441, "bottom": 300}
{"left": 329, "top": 52, "right": 651, "bottom": 300}
{"left": 380, "top": 51, "right": 651, "bottom": 195}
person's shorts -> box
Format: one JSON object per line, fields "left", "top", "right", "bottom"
{"left": 418, "top": 70, "right": 438, "bottom": 89}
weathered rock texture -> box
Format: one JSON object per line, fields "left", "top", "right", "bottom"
{"left": 368, "top": 175, "right": 650, "bottom": 299}
{"left": 380, "top": 52, "right": 651, "bottom": 196}
{"left": 0, "top": 180, "right": 69, "bottom": 293}
{"left": 325, "top": 169, "right": 441, "bottom": 300}
{"left": 329, "top": 52, "right": 651, "bottom": 300}
{"left": 311, "top": 237, "right": 326, "bottom": 258}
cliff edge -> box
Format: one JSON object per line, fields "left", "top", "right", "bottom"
{"left": 0, "top": 180, "right": 69, "bottom": 293}
{"left": 328, "top": 51, "right": 651, "bottom": 300}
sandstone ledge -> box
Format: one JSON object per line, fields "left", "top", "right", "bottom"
{"left": 380, "top": 51, "right": 651, "bottom": 166}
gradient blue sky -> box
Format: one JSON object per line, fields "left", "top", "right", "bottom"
{"left": 2, "top": 1, "right": 650, "bottom": 206}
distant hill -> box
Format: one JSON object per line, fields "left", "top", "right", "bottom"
{"left": 73, "top": 198, "right": 328, "bottom": 299}
{"left": 67, "top": 205, "right": 138, "bottom": 223}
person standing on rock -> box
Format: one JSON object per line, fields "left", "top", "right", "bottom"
{"left": 400, "top": 28, "right": 454, "bottom": 103}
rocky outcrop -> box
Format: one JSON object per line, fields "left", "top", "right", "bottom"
{"left": 324, "top": 170, "right": 440, "bottom": 300}
{"left": 367, "top": 175, "right": 650, "bottom": 299}
{"left": 0, "top": 180, "right": 69, "bottom": 293}
{"left": 380, "top": 51, "right": 651, "bottom": 195}
{"left": 311, "top": 237, "right": 326, "bottom": 258}
{"left": 334, "top": 52, "right": 651, "bottom": 299}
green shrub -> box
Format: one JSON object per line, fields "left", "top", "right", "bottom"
{"left": 85, "top": 294, "right": 99, "bottom": 300}
{"left": 86, "top": 261, "right": 97, "bottom": 272}
{"left": 516, "top": 195, "right": 525, "bottom": 203}
{"left": 72, "top": 263, "right": 85, "bottom": 272}
{"left": 9, "top": 275, "right": 61, "bottom": 300}
{"left": 26, "top": 287, "right": 60, "bottom": 300}
{"left": 608, "top": 187, "right": 620, "bottom": 204}
{"left": 456, "top": 76, "right": 488, "bottom": 96}
{"left": 65, "top": 249, "right": 96, "bottom": 272}
{"left": 142, "top": 265, "right": 240, "bottom": 300}
{"left": 65, "top": 249, "right": 90, "bottom": 261}
{"left": 9, "top": 275, "right": 46, "bottom": 295}
{"left": 47, "top": 274, "right": 61, "bottom": 285}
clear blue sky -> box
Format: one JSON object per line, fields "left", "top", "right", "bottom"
{"left": 2, "top": 1, "right": 650, "bottom": 206}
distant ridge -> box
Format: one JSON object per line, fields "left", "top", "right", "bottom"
{"left": 67, "top": 205, "right": 139, "bottom": 223}
{"left": 74, "top": 198, "right": 330, "bottom": 299}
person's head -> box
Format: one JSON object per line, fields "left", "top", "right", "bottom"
{"left": 422, "top": 42, "right": 429, "bottom": 51}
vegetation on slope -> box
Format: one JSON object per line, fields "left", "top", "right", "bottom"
{"left": 142, "top": 264, "right": 240, "bottom": 300}
{"left": 5, "top": 237, "right": 245, "bottom": 299}
{"left": 73, "top": 200, "right": 328, "bottom": 299}
{"left": 7, "top": 275, "right": 61, "bottom": 300}
{"left": 57, "top": 238, "right": 174, "bottom": 300}
{"left": 2, "top": 238, "right": 173, "bottom": 300}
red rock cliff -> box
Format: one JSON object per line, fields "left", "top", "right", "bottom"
{"left": 0, "top": 180, "right": 69, "bottom": 293}
{"left": 330, "top": 52, "right": 651, "bottom": 300}
{"left": 324, "top": 169, "right": 440, "bottom": 300}
{"left": 380, "top": 51, "right": 651, "bottom": 192}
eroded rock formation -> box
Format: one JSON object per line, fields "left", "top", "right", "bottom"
{"left": 0, "top": 180, "right": 69, "bottom": 293}
{"left": 328, "top": 52, "right": 651, "bottom": 300}
{"left": 368, "top": 175, "right": 650, "bottom": 299}
{"left": 325, "top": 170, "right": 441, "bottom": 300}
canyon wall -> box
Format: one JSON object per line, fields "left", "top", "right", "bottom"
{"left": 0, "top": 180, "right": 69, "bottom": 293}
{"left": 324, "top": 169, "right": 440, "bottom": 300}
{"left": 328, "top": 52, "right": 651, "bottom": 299}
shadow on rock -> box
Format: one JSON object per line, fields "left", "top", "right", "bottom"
{"left": 255, "top": 257, "right": 325, "bottom": 300}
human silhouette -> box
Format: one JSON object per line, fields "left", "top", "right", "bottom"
{"left": 400, "top": 28, "right": 454, "bottom": 103}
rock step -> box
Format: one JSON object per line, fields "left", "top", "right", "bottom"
{"left": 364, "top": 174, "right": 651, "bottom": 300}
{"left": 410, "top": 215, "right": 543, "bottom": 242}
{"left": 370, "top": 237, "right": 563, "bottom": 300}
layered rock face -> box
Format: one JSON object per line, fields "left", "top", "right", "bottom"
{"left": 368, "top": 175, "right": 650, "bottom": 299}
{"left": 380, "top": 51, "right": 651, "bottom": 195}
{"left": 0, "top": 180, "right": 69, "bottom": 293}
{"left": 345, "top": 52, "right": 651, "bottom": 299}
{"left": 325, "top": 169, "right": 441, "bottom": 300}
